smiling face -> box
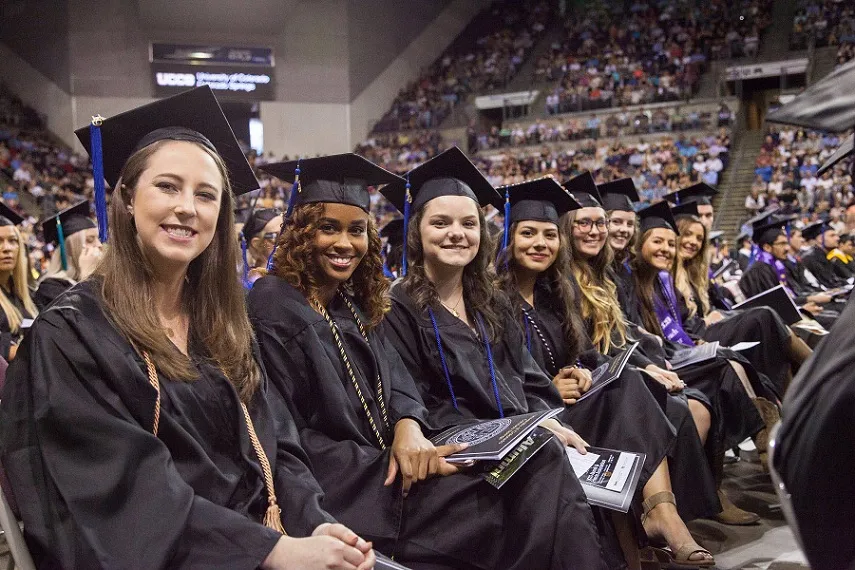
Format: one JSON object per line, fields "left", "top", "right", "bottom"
{"left": 641, "top": 228, "right": 677, "bottom": 271}
{"left": 419, "top": 195, "right": 480, "bottom": 273}
{"left": 311, "top": 203, "right": 369, "bottom": 288}
{"left": 0, "top": 225, "right": 20, "bottom": 273}
{"left": 677, "top": 220, "right": 705, "bottom": 261}
{"left": 571, "top": 206, "right": 609, "bottom": 259}
{"left": 130, "top": 141, "right": 223, "bottom": 274}
{"left": 512, "top": 220, "right": 560, "bottom": 275}
{"left": 607, "top": 210, "right": 636, "bottom": 252}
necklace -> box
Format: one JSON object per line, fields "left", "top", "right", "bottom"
{"left": 440, "top": 287, "right": 464, "bottom": 318}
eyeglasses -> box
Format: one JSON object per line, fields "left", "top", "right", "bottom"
{"left": 262, "top": 232, "right": 279, "bottom": 242}
{"left": 573, "top": 218, "right": 610, "bottom": 232}
{"left": 772, "top": 240, "right": 789, "bottom": 247}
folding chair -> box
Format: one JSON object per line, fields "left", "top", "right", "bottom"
{"left": 0, "top": 483, "right": 34, "bottom": 570}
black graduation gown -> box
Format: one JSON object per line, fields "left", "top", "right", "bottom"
{"left": 773, "top": 294, "right": 855, "bottom": 570}
{"left": 0, "top": 281, "right": 333, "bottom": 570}
{"left": 740, "top": 261, "right": 811, "bottom": 305}
{"left": 385, "top": 285, "right": 613, "bottom": 570}
{"left": 521, "top": 282, "right": 719, "bottom": 521}
{"left": 801, "top": 247, "right": 847, "bottom": 289}
{"left": 250, "top": 276, "right": 592, "bottom": 569}
{"left": 33, "top": 276, "right": 74, "bottom": 311}
{"left": 827, "top": 250, "right": 855, "bottom": 279}
{"left": 0, "top": 286, "right": 33, "bottom": 361}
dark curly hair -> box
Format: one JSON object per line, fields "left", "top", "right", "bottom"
{"left": 402, "top": 204, "right": 505, "bottom": 341}
{"left": 495, "top": 222, "right": 583, "bottom": 364}
{"left": 271, "top": 202, "right": 390, "bottom": 328}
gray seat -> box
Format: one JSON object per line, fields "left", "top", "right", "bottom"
{"left": 0, "top": 483, "right": 34, "bottom": 570}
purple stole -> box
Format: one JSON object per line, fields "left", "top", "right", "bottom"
{"left": 653, "top": 271, "right": 695, "bottom": 347}
{"left": 755, "top": 250, "right": 795, "bottom": 297}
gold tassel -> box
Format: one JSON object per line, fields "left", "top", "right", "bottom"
{"left": 264, "top": 503, "right": 286, "bottom": 535}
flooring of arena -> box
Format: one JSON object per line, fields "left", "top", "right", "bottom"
{"left": 0, "top": 448, "right": 808, "bottom": 570}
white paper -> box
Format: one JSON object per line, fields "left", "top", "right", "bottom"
{"left": 729, "top": 341, "right": 760, "bottom": 351}
{"left": 605, "top": 452, "right": 635, "bottom": 492}
{"left": 565, "top": 448, "right": 600, "bottom": 478}
{"left": 20, "top": 318, "right": 34, "bottom": 329}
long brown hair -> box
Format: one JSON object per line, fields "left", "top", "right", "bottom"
{"left": 495, "top": 221, "right": 583, "bottom": 361}
{"left": 402, "top": 203, "right": 504, "bottom": 340}
{"left": 96, "top": 140, "right": 261, "bottom": 402}
{"left": 674, "top": 216, "right": 710, "bottom": 318}
{"left": 271, "top": 202, "right": 389, "bottom": 328}
{"left": 629, "top": 227, "right": 678, "bottom": 336}
{"left": 560, "top": 209, "right": 626, "bottom": 353}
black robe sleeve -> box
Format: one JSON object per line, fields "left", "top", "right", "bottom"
{"left": 0, "top": 308, "right": 281, "bottom": 569}
{"left": 33, "top": 277, "right": 73, "bottom": 311}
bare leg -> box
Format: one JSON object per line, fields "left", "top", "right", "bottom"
{"left": 727, "top": 360, "right": 757, "bottom": 398}
{"left": 687, "top": 399, "right": 711, "bottom": 445}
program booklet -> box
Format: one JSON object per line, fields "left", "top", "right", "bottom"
{"left": 733, "top": 284, "right": 802, "bottom": 325}
{"left": 566, "top": 447, "right": 646, "bottom": 513}
{"left": 669, "top": 341, "right": 719, "bottom": 369}
{"left": 483, "top": 427, "right": 555, "bottom": 489}
{"left": 576, "top": 342, "right": 639, "bottom": 403}
{"left": 431, "top": 408, "right": 562, "bottom": 463}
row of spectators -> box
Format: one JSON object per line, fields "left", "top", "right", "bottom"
{"left": 749, "top": 126, "right": 854, "bottom": 219}
{"left": 474, "top": 102, "right": 733, "bottom": 151}
{"left": 791, "top": 0, "right": 855, "bottom": 50}
{"left": 369, "top": 0, "right": 552, "bottom": 133}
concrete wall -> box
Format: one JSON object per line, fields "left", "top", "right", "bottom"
{"left": 0, "top": 0, "right": 71, "bottom": 92}
{"left": 260, "top": 101, "right": 351, "bottom": 159}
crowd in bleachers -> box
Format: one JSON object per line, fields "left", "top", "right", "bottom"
{"left": 369, "top": 0, "right": 552, "bottom": 133}
{"left": 751, "top": 126, "right": 854, "bottom": 220}
{"left": 791, "top": 0, "right": 855, "bottom": 50}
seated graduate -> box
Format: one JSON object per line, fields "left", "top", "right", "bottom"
{"left": 0, "top": 202, "right": 37, "bottom": 361}
{"left": 0, "top": 87, "right": 376, "bottom": 570}
{"left": 671, "top": 206, "right": 812, "bottom": 397}
{"left": 240, "top": 206, "right": 283, "bottom": 284}
{"left": 380, "top": 147, "right": 613, "bottom": 570}
{"left": 379, "top": 218, "right": 404, "bottom": 279}
{"left": 826, "top": 232, "right": 855, "bottom": 277}
{"left": 801, "top": 221, "right": 851, "bottom": 289}
{"left": 251, "top": 153, "right": 605, "bottom": 569}
{"left": 492, "top": 177, "right": 715, "bottom": 567}
{"left": 620, "top": 202, "right": 773, "bottom": 525}
{"left": 34, "top": 200, "right": 102, "bottom": 310}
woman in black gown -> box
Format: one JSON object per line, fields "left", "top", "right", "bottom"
{"left": 492, "top": 177, "right": 715, "bottom": 567}
{"left": 0, "top": 87, "right": 375, "bottom": 570}
{"left": 672, "top": 211, "right": 811, "bottom": 397}
{"left": 382, "top": 147, "right": 615, "bottom": 569}
{"left": 33, "top": 200, "right": 102, "bottom": 310}
{"left": 250, "top": 152, "right": 610, "bottom": 570}
{"left": 0, "top": 202, "right": 37, "bottom": 361}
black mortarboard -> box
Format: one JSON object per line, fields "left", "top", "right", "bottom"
{"left": 234, "top": 206, "right": 252, "bottom": 226}
{"left": 380, "top": 218, "right": 404, "bottom": 246}
{"left": 562, "top": 172, "right": 602, "bottom": 208}
{"left": 664, "top": 183, "right": 718, "bottom": 207}
{"left": 0, "top": 202, "right": 24, "bottom": 226}
{"left": 260, "top": 153, "right": 402, "bottom": 214}
{"left": 638, "top": 201, "right": 677, "bottom": 234}
{"left": 736, "top": 231, "right": 751, "bottom": 244}
{"left": 41, "top": 200, "right": 95, "bottom": 245}
{"left": 493, "top": 176, "right": 581, "bottom": 225}
{"left": 766, "top": 59, "right": 855, "bottom": 133}
{"left": 380, "top": 146, "right": 497, "bottom": 213}
{"left": 779, "top": 191, "right": 800, "bottom": 204}
{"left": 802, "top": 221, "right": 829, "bottom": 242}
{"left": 75, "top": 86, "right": 260, "bottom": 243}
{"left": 598, "top": 178, "right": 639, "bottom": 212}
{"left": 818, "top": 134, "right": 854, "bottom": 175}
{"left": 753, "top": 218, "right": 790, "bottom": 246}
{"left": 242, "top": 208, "right": 281, "bottom": 242}
{"left": 380, "top": 146, "right": 499, "bottom": 276}
{"left": 670, "top": 201, "right": 699, "bottom": 219}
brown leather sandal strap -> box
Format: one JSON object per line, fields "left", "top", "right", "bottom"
{"left": 642, "top": 490, "right": 676, "bottom": 516}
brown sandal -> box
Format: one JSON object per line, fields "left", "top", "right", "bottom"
{"left": 641, "top": 492, "right": 715, "bottom": 569}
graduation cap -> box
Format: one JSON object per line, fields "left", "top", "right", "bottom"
{"left": 664, "top": 183, "right": 718, "bottom": 207}
{"left": 638, "top": 201, "right": 677, "bottom": 234}
{"left": 766, "top": 59, "right": 855, "bottom": 133}
{"left": 75, "top": 86, "right": 260, "bottom": 243}
{"left": 598, "top": 178, "right": 639, "bottom": 212}
{"left": 801, "top": 221, "right": 829, "bottom": 242}
{"left": 670, "top": 201, "right": 699, "bottom": 219}
{"left": 0, "top": 202, "right": 24, "bottom": 227}
{"left": 562, "top": 172, "right": 602, "bottom": 208}
{"left": 709, "top": 230, "right": 725, "bottom": 242}
{"left": 380, "top": 218, "right": 404, "bottom": 246}
{"left": 736, "top": 230, "right": 752, "bottom": 245}
{"left": 259, "top": 153, "right": 402, "bottom": 215}
{"left": 242, "top": 208, "right": 281, "bottom": 242}
{"left": 41, "top": 200, "right": 96, "bottom": 271}
{"left": 493, "top": 176, "right": 581, "bottom": 225}
{"left": 380, "top": 146, "right": 499, "bottom": 276}
{"left": 818, "top": 134, "right": 853, "bottom": 175}
{"left": 753, "top": 217, "right": 792, "bottom": 246}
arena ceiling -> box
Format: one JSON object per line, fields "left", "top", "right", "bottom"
{"left": 136, "top": 0, "right": 298, "bottom": 35}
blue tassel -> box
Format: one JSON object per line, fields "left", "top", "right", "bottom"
{"left": 89, "top": 119, "right": 108, "bottom": 243}
{"left": 747, "top": 243, "right": 758, "bottom": 267}
{"left": 267, "top": 161, "right": 300, "bottom": 272}
{"left": 401, "top": 175, "right": 412, "bottom": 277}
{"left": 497, "top": 188, "right": 510, "bottom": 263}
{"left": 56, "top": 218, "right": 68, "bottom": 271}
{"left": 239, "top": 231, "right": 251, "bottom": 289}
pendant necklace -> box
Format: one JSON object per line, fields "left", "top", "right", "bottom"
{"left": 440, "top": 288, "right": 464, "bottom": 318}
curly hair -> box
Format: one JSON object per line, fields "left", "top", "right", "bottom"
{"left": 675, "top": 216, "right": 710, "bottom": 318}
{"left": 560, "top": 209, "right": 627, "bottom": 354}
{"left": 271, "top": 202, "right": 390, "bottom": 329}
{"left": 495, "top": 222, "right": 583, "bottom": 363}
{"left": 401, "top": 204, "right": 505, "bottom": 341}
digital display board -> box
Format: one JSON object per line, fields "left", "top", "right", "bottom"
{"left": 150, "top": 43, "right": 275, "bottom": 101}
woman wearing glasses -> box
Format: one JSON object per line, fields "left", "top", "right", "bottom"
{"left": 241, "top": 208, "right": 283, "bottom": 279}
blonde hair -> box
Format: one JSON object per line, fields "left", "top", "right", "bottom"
{"left": 674, "top": 217, "right": 710, "bottom": 318}
{"left": 39, "top": 230, "right": 92, "bottom": 284}
{"left": 0, "top": 224, "right": 38, "bottom": 332}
